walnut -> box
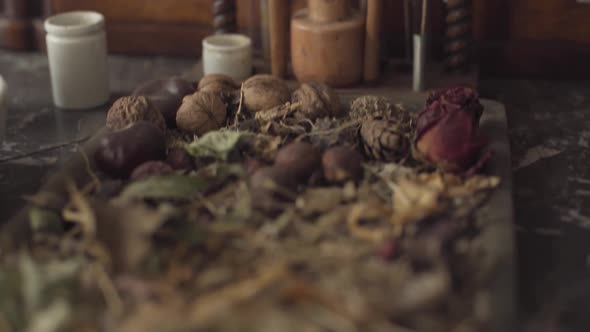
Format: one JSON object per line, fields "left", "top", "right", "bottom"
{"left": 106, "top": 96, "right": 167, "bottom": 133}
{"left": 255, "top": 82, "right": 342, "bottom": 123}
{"left": 292, "top": 82, "right": 342, "bottom": 120}
{"left": 198, "top": 74, "right": 239, "bottom": 95}
{"left": 350, "top": 96, "right": 409, "bottom": 123}
{"left": 359, "top": 118, "right": 410, "bottom": 162}
{"left": 176, "top": 91, "right": 227, "bottom": 136}
{"left": 322, "top": 146, "right": 363, "bottom": 184}
{"left": 242, "top": 74, "right": 291, "bottom": 113}
{"left": 133, "top": 77, "right": 195, "bottom": 128}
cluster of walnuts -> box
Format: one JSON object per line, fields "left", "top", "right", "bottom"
{"left": 105, "top": 74, "right": 344, "bottom": 138}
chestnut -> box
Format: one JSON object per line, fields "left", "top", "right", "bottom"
{"left": 322, "top": 146, "right": 364, "bottom": 184}
{"left": 95, "top": 122, "right": 166, "bottom": 179}
{"left": 274, "top": 141, "right": 321, "bottom": 181}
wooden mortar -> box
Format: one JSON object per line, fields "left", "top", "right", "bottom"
{"left": 291, "top": 0, "right": 364, "bottom": 87}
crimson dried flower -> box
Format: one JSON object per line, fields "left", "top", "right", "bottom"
{"left": 413, "top": 87, "right": 490, "bottom": 173}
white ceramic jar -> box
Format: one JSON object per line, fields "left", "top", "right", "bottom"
{"left": 45, "top": 11, "right": 109, "bottom": 109}
{"left": 0, "top": 75, "right": 6, "bottom": 143}
{"left": 202, "top": 34, "right": 253, "bottom": 81}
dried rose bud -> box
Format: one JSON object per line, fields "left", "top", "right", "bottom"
{"left": 130, "top": 160, "right": 174, "bottom": 181}
{"left": 166, "top": 147, "right": 195, "bottom": 171}
{"left": 413, "top": 102, "right": 488, "bottom": 173}
{"left": 322, "top": 146, "right": 363, "bottom": 184}
{"left": 416, "top": 87, "right": 483, "bottom": 135}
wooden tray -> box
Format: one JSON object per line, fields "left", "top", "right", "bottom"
{"left": 1, "top": 92, "right": 515, "bottom": 332}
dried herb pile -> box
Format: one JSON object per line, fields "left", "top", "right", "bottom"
{"left": 0, "top": 75, "right": 501, "bottom": 332}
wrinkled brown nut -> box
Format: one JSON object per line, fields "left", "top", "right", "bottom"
{"left": 198, "top": 74, "right": 239, "bottom": 95}
{"left": 274, "top": 142, "right": 321, "bottom": 181}
{"left": 322, "top": 146, "right": 364, "bottom": 184}
{"left": 95, "top": 122, "right": 167, "bottom": 179}
{"left": 176, "top": 91, "right": 227, "bottom": 135}
{"left": 360, "top": 118, "right": 411, "bottom": 162}
{"left": 133, "top": 77, "right": 195, "bottom": 128}
{"left": 106, "top": 96, "right": 167, "bottom": 133}
{"left": 292, "top": 82, "right": 342, "bottom": 120}
{"left": 242, "top": 74, "right": 291, "bottom": 113}
{"left": 131, "top": 160, "right": 174, "bottom": 181}
{"left": 166, "top": 147, "right": 195, "bottom": 171}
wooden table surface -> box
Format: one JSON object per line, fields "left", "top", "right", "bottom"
{"left": 1, "top": 51, "right": 590, "bottom": 331}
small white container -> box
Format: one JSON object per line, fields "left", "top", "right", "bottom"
{"left": 0, "top": 75, "right": 6, "bottom": 143}
{"left": 202, "top": 34, "right": 252, "bottom": 81}
{"left": 45, "top": 11, "right": 109, "bottom": 109}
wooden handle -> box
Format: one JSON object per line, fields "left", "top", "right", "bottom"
{"left": 269, "top": 0, "right": 289, "bottom": 78}
{"left": 363, "top": 0, "right": 382, "bottom": 82}
{"left": 308, "top": 0, "right": 351, "bottom": 23}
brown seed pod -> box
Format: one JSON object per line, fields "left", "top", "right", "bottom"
{"left": 198, "top": 74, "right": 239, "bottom": 95}
{"left": 176, "top": 91, "right": 227, "bottom": 135}
{"left": 131, "top": 160, "right": 174, "bottom": 181}
{"left": 350, "top": 95, "right": 409, "bottom": 123}
{"left": 274, "top": 141, "right": 321, "bottom": 181}
{"left": 322, "top": 146, "right": 364, "bottom": 184}
{"left": 106, "top": 96, "right": 167, "bottom": 133}
{"left": 242, "top": 74, "right": 291, "bottom": 113}
{"left": 166, "top": 147, "right": 195, "bottom": 171}
{"left": 360, "top": 117, "right": 410, "bottom": 162}
{"left": 292, "top": 82, "right": 342, "bottom": 120}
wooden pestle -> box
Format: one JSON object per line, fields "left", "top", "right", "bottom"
{"left": 291, "top": 0, "right": 364, "bottom": 87}
{"left": 363, "top": 0, "right": 382, "bottom": 82}
{"left": 268, "top": 0, "right": 289, "bottom": 78}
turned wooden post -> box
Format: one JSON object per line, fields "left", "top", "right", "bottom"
{"left": 212, "top": 0, "right": 237, "bottom": 34}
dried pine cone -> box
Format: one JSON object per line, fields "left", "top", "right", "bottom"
{"left": 106, "top": 96, "right": 167, "bottom": 133}
{"left": 360, "top": 117, "right": 410, "bottom": 162}
{"left": 350, "top": 96, "right": 409, "bottom": 123}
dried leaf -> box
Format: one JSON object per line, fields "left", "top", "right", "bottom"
{"left": 118, "top": 175, "right": 207, "bottom": 201}
{"left": 295, "top": 187, "right": 347, "bottom": 217}
{"left": 391, "top": 178, "right": 446, "bottom": 227}
{"left": 185, "top": 130, "right": 253, "bottom": 161}
{"left": 28, "top": 207, "right": 63, "bottom": 233}
{"left": 95, "top": 201, "right": 173, "bottom": 273}
{"left": 244, "top": 134, "right": 282, "bottom": 162}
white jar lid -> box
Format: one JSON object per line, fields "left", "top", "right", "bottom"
{"left": 202, "top": 34, "right": 252, "bottom": 53}
{"left": 44, "top": 11, "right": 105, "bottom": 37}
